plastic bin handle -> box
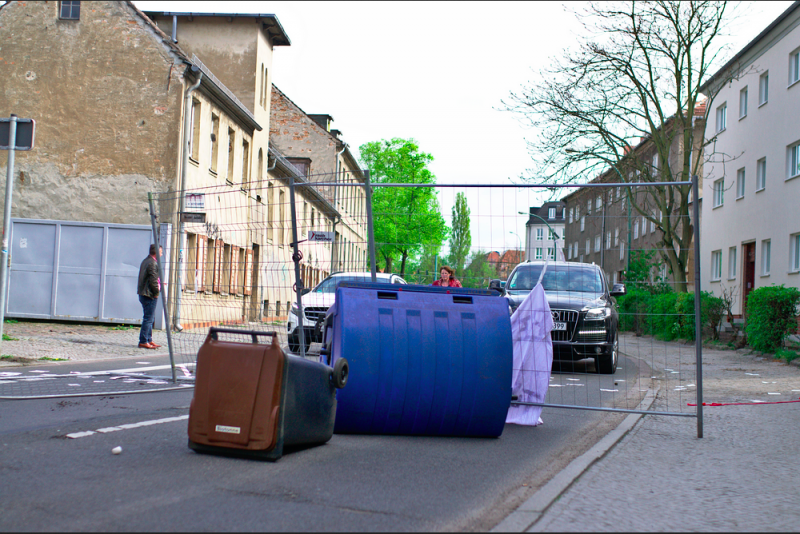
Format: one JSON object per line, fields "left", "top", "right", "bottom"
{"left": 207, "top": 327, "right": 278, "bottom": 344}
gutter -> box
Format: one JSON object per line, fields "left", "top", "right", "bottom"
{"left": 174, "top": 67, "right": 203, "bottom": 331}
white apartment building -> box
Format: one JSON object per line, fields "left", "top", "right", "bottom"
{"left": 699, "top": 2, "right": 800, "bottom": 317}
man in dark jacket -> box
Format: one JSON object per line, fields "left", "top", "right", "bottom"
{"left": 137, "top": 244, "right": 161, "bottom": 349}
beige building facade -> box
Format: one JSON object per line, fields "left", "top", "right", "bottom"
{"left": 699, "top": 3, "right": 800, "bottom": 317}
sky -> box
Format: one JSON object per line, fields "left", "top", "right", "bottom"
{"left": 132, "top": 0, "right": 794, "bottom": 255}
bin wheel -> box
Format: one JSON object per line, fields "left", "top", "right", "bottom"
{"left": 332, "top": 358, "right": 349, "bottom": 389}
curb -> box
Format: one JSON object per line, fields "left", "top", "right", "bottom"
{"left": 490, "top": 388, "right": 658, "bottom": 533}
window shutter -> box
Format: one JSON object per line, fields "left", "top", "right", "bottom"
{"left": 230, "top": 246, "right": 240, "bottom": 295}
{"left": 244, "top": 249, "right": 253, "bottom": 296}
{"left": 197, "top": 236, "right": 207, "bottom": 292}
{"left": 213, "top": 239, "right": 224, "bottom": 293}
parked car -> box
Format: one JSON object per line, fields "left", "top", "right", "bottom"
{"left": 287, "top": 271, "right": 408, "bottom": 353}
{"left": 489, "top": 261, "right": 626, "bottom": 374}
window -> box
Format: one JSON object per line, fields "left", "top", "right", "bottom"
{"left": 736, "top": 168, "right": 745, "bottom": 199}
{"left": 60, "top": 1, "right": 80, "bottom": 19}
{"left": 789, "top": 142, "right": 800, "bottom": 179}
{"left": 548, "top": 207, "right": 556, "bottom": 219}
{"left": 241, "top": 140, "right": 250, "bottom": 191}
{"left": 190, "top": 99, "right": 201, "bottom": 161}
{"left": 614, "top": 228, "right": 619, "bottom": 247}
{"left": 759, "top": 72, "right": 769, "bottom": 105}
{"left": 573, "top": 242, "right": 578, "bottom": 259}
{"left": 535, "top": 247, "right": 542, "bottom": 260}
{"left": 580, "top": 216, "right": 585, "bottom": 232}
{"left": 568, "top": 208, "right": 573, "bottom": 224}
{"left": 606, "top": 232, "right": 611, "bottom": 249}
{"left": 566, "top": 244, "right": 571, "bottom": 260}
{"left": 791, "top": 233, "right": 800, "bottom": 273}
{"left": 585, "top": 239, "right": 590, "bottom": 255}
{"left": 226, "top": 128, "right": 235, "bottom": 184}
{"left": 619, "top": 241, "right": 625, "bottom": 261}
{"left": 790, "top": 49, "right": 800, "bottom": 86}
{"left": 596, "top": 196, "right": 602, "bottom": 210}
{"left": 711, "top": 250, "right": 722, "bottom": 281}
{"left": 739, "top": 86, "right": 748, "bottom": 118}
{"left": 761, "top": 239, "right": 771, "bottom": 275}
{"left": 756, "top": 158, "right": 767, "bottom": 191}
{"left": 728, "top": 246, "right": 737, "bottom": 279}
{"left": 715, "top": 102, "right": 727, "bottom": 133}
{"left": 594, "top": 235, "right": 601, "bottom": 252}
{"left": 586, "top": 199, "right": 591, "bottom": 214}
{"left": 536, "top": 228, "right": 544, "bottom": 240}
{"left": 713, "top": 178, "right": 724, "bottom": 208}
{"left": 549, "top": 229, "right": 558, "bottom": 241}
{"left": 650, "top": 212, "right": 656, "bottom": 233}
{"left": 209, "top": 114, "right": 220, "bottom": 174}
{"left": 652, "top": 153, "right": 659, "bottom": 174}
{"left": 547, "top": 247, "right": 555, "bottom": 260}
{"left": 633, "top": 220, "right": 639, "bottom": 239}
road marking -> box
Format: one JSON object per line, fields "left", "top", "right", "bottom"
{"left": 66, "top": 415, "right": 189, "bottom": 439}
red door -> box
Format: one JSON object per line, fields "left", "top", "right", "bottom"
{"left": 742, "top": 242, "right": 755, "bottom": 314}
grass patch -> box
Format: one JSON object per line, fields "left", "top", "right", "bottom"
{"left": 4, "top": 319, "right": 17, "bottom": 324}
{"left": 39, "top": 357, "right": 68, "bottom": 362}
{"left": 1, "top": 354, "right": 34, "bottom": 363}
{"left": 2, "top": 333, "right": 18, "bottom": 341}
{"left": 775, "top": 348, "right": 800, "bottom": 364}
{"left": 109, "top": 325, "right": 136, "bottom": 331}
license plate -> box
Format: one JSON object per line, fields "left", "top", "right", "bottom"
{"left": 553, "top": 322, "right": 567, "bottom": 331}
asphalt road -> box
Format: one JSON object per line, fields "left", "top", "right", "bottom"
{"left": 0, "top": 356, "right": 637, "bottom": 532}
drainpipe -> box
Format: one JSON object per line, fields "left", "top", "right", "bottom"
{"left": 174, "top": 67, "right": 203, "bottom": 331}
{"left": 331, "top": 142, "right": 347, "bottom": 271}
{"left": 171, "top": 15, "right": 178, "bottom": 43}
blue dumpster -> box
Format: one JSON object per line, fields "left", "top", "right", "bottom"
{"left": 320, "top": 282, "right": 512, "bottom": 437}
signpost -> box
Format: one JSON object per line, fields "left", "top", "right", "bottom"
{"left": 0, "top": 115, "right": 36, "bottom": 353}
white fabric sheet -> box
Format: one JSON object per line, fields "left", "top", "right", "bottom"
{"left": 506, "top": 282, "right": 554, "bottom": 426}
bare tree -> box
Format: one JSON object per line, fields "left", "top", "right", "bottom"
{"left": 504, "top": 1, "right": 740, "bottom": 292}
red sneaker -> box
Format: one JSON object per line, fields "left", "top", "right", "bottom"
{"left": 138, "top": 342, "right": 155, "bottom": 349}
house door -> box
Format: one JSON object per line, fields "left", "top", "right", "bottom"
{"left": 742, "top": 242, "right": 755, "bottom": 314}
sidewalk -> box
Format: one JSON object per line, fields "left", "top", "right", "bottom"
{"left": 495, "top": 341, "right": 800, "bottom": 532}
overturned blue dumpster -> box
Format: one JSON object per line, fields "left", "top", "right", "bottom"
{"left": 320, "top": 282, "right": 512, "bottom": 437}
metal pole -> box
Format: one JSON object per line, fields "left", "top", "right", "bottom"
{"left": 364, "top": 170, "right": 377, "bottom": 282}
{"left": 692, "top": 174, "right": 703, "bottom": 438}
{"left": 148, "top": 193, "right": 177, "bottom": 384}
{"left": 288, "top": 175, "right": 307, "bottom": 358}
{"left": 0, "top": 115, "right": 18, "bottom": 352}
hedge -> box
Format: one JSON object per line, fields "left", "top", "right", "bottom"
{"left": 744, "top": 285, "right": 800, "bottom": 353}
{"left": 616, "top": 289, "right": 724, "bottom": 341}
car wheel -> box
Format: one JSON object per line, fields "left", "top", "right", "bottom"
{"left": 595, "top": 334, "right": 618, "bottom": 374}
{"left": 332, "top": 358, "right": 349, "bottom": 389}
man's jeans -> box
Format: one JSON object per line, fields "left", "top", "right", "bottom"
{"left": 139, "top": 295, "right": 158, "bottom": 345}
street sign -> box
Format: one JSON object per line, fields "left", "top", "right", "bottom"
{"left": 308, "top": 231, "right": 334, "bottom": 243}
{"left": 179, "top": 212, "right": 206, "bottom": 223}
{"left": 0, "top": 118, "right": 35, "bottom": 151}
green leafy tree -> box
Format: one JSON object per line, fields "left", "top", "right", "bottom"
{"left": 448, "top": 192, "right": 471, "bottom": 274}
{"left": 360, "top": 138, "right": 448, "bottom": 276}
{"left": 461, "top": 250, "right": 500, "bottom": 289}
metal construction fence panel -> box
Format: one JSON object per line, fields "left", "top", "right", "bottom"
{"left": 149, "top": 173, "right": 703, "bottom": 433}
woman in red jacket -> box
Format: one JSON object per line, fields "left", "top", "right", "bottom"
{"left": 432, "top": 265, "right": 462, "bottom": 288}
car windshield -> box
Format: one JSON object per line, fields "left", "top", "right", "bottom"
{"left": 313, "top": 275, "right": 383, "bottom": 293}
{"left": 506, "top": 265, "right": 603, "bottom": 293}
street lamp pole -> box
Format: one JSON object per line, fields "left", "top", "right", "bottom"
{"left": 519, "top": 211, "right": 562, "bottom": 261}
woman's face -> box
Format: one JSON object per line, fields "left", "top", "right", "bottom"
{"left": 440, "top": 269, "right": 450, "bottom": 281}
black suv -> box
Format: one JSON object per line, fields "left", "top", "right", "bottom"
{"left": 490, "top": 261, "right": 626, "bottom": 374}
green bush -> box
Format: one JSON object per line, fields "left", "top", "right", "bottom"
{"left": 617, "top": 289, "right": 723, "bottom": 341}
{"left": 745, "top": 285, "right": 800, "bottom": 353}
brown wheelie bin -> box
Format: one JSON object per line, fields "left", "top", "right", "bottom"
{"left": 188, "top": 328, "right": 348, "bottom": 461}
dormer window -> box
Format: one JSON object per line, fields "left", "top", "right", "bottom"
{"left": 548, "top": 207, "right": 556, "bottom": 219}
{"left": 60, "top": 1, "right": 81, "bottom": 20}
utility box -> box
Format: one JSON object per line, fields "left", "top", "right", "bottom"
{"left": 188, "top": 328, "right": 348, "bottom": 461}
{"left": 321, "top": 283, "right": 512, "bottom": 438}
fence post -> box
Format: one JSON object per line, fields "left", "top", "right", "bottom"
{"left": 288, "top": 175, "right": 307, "bottom": 358}
{"left": 364, "top": 170, "right": 377, "bottom": 282}
{"left": 148, "top": 193, "right": 177, "bottom": 384}
{"left": 692, "top": 174, "right": 703, "bottom": 438}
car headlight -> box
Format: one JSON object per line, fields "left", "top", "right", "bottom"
{"left": 584, "top": 307, "right": 611, "bottom": 320}
{"left": 290, "top": 303, "right": 300, "bottom": 317}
